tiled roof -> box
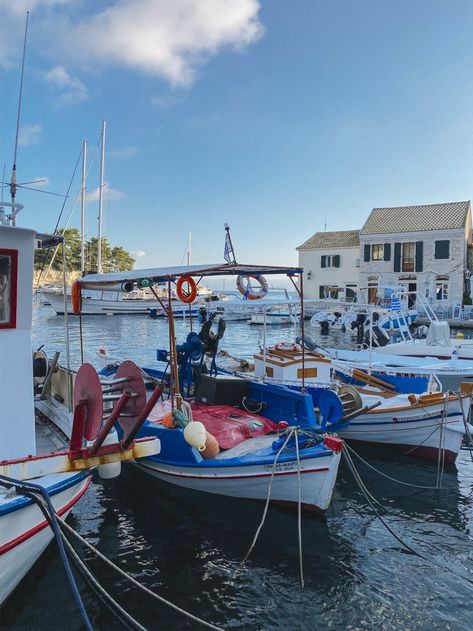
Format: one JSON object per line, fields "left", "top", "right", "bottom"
{"left": 360, "top": 201, "right": 470, "bottom": 235}
{"left": 297, "top": 229, "right": 360, "bottom": 250}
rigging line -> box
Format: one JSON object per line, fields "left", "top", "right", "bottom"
{"left": 36, "top": 146, "right": 83, "bottom": 286}
{"left": 39, "top": 138, "right": 101, "bottom": 283}
{"left": 58, "top": 517, "right": 225, "bottom": 631}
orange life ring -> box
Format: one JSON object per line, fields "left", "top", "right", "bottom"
{"left": 71, "top": 280, "right": 82, "bottom": 315}
{"left": 176, "top": 276, "right": 197, "bottom": 304}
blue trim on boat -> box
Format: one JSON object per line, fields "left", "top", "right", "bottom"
{"left": 0, "top": 470, "right": 90, "bottom": 517}
{"left": 347, "top": 411, "right": 462, "bottom": 427}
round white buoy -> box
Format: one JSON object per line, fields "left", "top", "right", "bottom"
{"left": 183, "top": 421, "right": 207, "bottom": 451}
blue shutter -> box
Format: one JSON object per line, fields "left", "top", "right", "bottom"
{"left": 384, "top": 243, "right": 391, "bottom": 261}
{"left": 393, "top": 243, "right": 401, "bottom": 272}
{"left": 319, "top": 285, "right": 325, "bottom": 299}
{"left": 415, "top": 241, "right": 423, "bottom": 272}
{"left": 364, "top": 244, "right": 371, "bottom": 262}
{"left": 334, "top": 254, "right": 340, "bottom": 267}
{"left": 434, "top": 240, "right": 450, "bottom": 259}
{"left": 321, "top": 255, "right": 326, "bottom": 268}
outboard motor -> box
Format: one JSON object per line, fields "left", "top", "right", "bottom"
{"left": 354, "top": 313, "right": 366, "bottom": 345}
{"left": 364, "top": 325, "right": 390, "bottom": 348}
{"left": 198, "top": 306, "right": 208, "bottom": 324}
{"left": 320, "top": 320, "right": 330, "bottom": 335}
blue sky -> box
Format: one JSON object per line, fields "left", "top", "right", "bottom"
{"left": 2, "top": 1, "right": 473, "bottom": 272}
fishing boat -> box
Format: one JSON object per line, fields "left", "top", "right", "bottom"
{"left": 39, "top": 259, "right": 348, "bottom": 514}
{"left": 0, "top": 213, "right": 159, "bottom": 606}
{"left": 211, "top": 343, "right": 471, "bottom": 464}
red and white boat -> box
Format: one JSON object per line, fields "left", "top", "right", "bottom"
{"left": 0, "top": 213, "right": 159, "bottom": 607}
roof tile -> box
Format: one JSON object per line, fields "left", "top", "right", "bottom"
{"left": 297, "top": 229, "right": 360, "bottom": 250}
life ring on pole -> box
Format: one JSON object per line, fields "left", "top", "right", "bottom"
{"left": 71, "top": 280, "right": 82, "bottom": 315}
{"left": 176, "top": 276, "right": 197, "bottom": 304}
{"left": 236, "top": 274, "right": 268, "bottom": 300}
{"left": 272, "top": 342, "right": 301, "bottom": 353}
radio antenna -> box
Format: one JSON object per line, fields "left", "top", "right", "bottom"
{"left": 10, "top": 11, "right": 29, "bottom": 224}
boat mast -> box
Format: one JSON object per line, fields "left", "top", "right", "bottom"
{"left": 10, "top": 11, "right": 29, "bottom": 226}
{"left": 80, "top": 139, "right": 87, "bottom": 274}
{"left": 187, "top": 232, "right": 191, "bottom": 266}
{"left": 97, "top": 120, "right": 106, "bottom": 273}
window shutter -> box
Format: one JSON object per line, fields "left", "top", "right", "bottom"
{"left": 319, "top": 285, "right": 325, "bottom": 299}
{"left": 334, "top": 254, "right": 340, "bottom": 267}
{"left": 384, "top": 243, "right": 391, "bottom": 261}
{"left": 364, "top": 244, "right": 371, "bottom": 262}
{"left": 393, "top": 243, "right": 401, "bottom": 272}
{"left": 321, "top": 255, "right": 326, "bottom": 268}
{"left": 415, "top": 241, "right": 423, "bottom": 272}
{"left": 434, "top": 240, "right": 450, "bottom": 259}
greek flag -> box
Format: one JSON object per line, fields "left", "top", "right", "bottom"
{"left": 390, "top": 295, "right": 402, "bottom": 310}
{"left": 224, "top": 228, "right": 235, "bottom": 264}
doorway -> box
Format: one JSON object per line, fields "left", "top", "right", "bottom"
{"left": 408, "top": 283, "right": 417, "bottom": 309}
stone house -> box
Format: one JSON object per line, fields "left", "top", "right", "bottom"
{"left": 296, "top": 229, "right": 360, "bottom": 300}
{"left": 358, "top": 201, "right": 472, "bottom": 308}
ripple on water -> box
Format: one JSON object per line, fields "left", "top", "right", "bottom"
{"left": 4, "top": 306, "right": 473, "bottom": 630}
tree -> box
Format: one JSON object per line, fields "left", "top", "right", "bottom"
{"left": 34, "top": 229, "right": 135, "bottom": 274}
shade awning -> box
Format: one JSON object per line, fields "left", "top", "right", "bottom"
{"left": 78, "top": 262, "right": 302, "bottom": 290}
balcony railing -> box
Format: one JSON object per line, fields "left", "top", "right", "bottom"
{"left": 401, "top": 258, "right": 415, "bottom": 272}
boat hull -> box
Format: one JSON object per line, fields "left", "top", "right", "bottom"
{"left": 339, "top": 399, "right": 467, "bottom": 463}
{"left": 0, "top": 472, "right": 90, "bottom": 605}
{"left": 134, "top": 452, "right": 341, "bottom": 514}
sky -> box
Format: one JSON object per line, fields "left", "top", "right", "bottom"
{"left": 2, "top": 0, "right": 473, "bottom": 275}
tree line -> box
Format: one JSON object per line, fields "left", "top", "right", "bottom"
{"left": 35, "top": 228, "right": 135, "bottom": 273}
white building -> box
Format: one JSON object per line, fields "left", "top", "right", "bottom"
{"left": 297, "top": 229, "right": 360, "bottom": 300}
{"left": 358, "top": 200, "right": 472, "bottom": 308}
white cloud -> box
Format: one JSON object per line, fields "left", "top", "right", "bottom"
{"left": 18, "top": 124, "right": 42, "bottom": 147}
{"left": 0, "top": 1, "right": 263, "bottom": 86}
{"left": 132, "top": 250, "right": 146, "bottom": 258}
{"left": 43, "top": 65, "right": 89, "bottom": 105}
{"left": 109, "top": 146, "right": 138, "bottom": 159}
{"left": 87, "top": 183, "right": 125, "bottom": 202}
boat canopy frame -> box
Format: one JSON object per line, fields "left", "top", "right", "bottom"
{"left": 77, "top": 262, "right": 303, "bottom": 291}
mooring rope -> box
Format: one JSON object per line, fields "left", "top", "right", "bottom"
{"left": 294, "top": 429, "right": 304, "bottom": 588}
{"left": 450, "top": 390, "right": 473, "bottom": 462}
{"left": 344, "top": 443, "right": 443, "bottom": 491}
{"left": 242, "top": 429, "right": 296, "bottom": 563}
{"left": 0, "top": 475, "right": 93, "bottom": 631}
{"left": 57, "top": 517, "right": 225, "bottom": 631}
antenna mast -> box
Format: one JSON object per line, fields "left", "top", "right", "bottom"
{"left": 97, "top": 120, "right": 106, "bottom": 273}
{"left": 81, "top": 140, "right": 87, "bottom": 274}
{"left": 10, "top": 11, "right": 29, "bottom": 226}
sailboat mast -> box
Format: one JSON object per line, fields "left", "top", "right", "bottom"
{"left": 187, "top": 232, "right": 191, "bottom": 266}
{"left": 80, "top": 139, "right": 87, "bottom": 274}
{"left": 10, "top": 11, "right": 29, "bottom": 225}
{"left": 97, "top": 120, "right": 106, "bottom": 274}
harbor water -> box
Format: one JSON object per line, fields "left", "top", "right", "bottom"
{"left": 3, "top": 306, "right": 473, "bottom": 630}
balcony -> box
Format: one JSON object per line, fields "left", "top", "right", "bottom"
{"left": 401, "top": 257, "right": 415, "bottom": 272}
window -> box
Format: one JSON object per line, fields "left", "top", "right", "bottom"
{"left": 435, "top": 240, "right": 450, "bottom": 259}
{"left": 319, "top": 285, "right": 339, "bottom": 299}
{"left": 436, "top": 282, "right": 448, "bottom": 301}
{"left": 320, "top": 254, "right": 340, "bottom": 268}
{"left": 0, "top": 249, "right": 18, "bottom": 329}
{"left": 402, "top": 242, "right": 415, "bottom": 272}
{"left": 371, "top": 244, "right": 384, "bottom": 260}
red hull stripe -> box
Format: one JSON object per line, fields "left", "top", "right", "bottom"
{"left": 139, "top": 465, "right": 330, "bottom": 480}
{"left": 0, "top": 477, "right": 91, "bottom": 556}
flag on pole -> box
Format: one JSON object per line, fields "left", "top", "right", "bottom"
{"left": 224, "top": 224, "right": 236, "bottom": 264}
